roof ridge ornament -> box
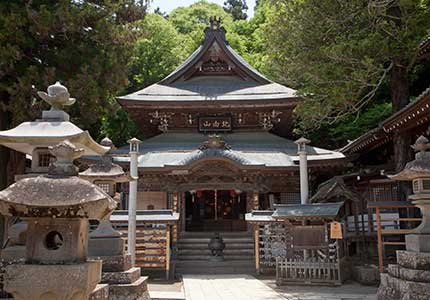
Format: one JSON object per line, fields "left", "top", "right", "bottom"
{"left": 205, "top": 16, "right": 226, "bottom": 42}
{"left": 37, "top": 81, "right": 76, "bottom": 121}
{"left": 199, "top": 134, "right": 231, "bottom": 150}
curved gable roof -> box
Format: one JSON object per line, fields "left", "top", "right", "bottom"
{"left": 118, "top": 20, "right": 298, "bottom": 104}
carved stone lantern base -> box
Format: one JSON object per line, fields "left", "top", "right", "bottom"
{"left": 5, "top": 260, "right": 102, "bottom": 300}
{"left": 378, "top": 251, "right": 430, "bottom": 300}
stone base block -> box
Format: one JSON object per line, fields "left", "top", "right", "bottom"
{"left": 102, "top": 267, "right": 141, "bottom": 284}
{"left": 378, "top": 272, "right": 430, "bottom": 300}
{"left": 89, "top": 284, "right": 109, "bottom": 300}
{"left": 90, "top": 254, "right": 132, "bottom": 272}
{"left": 397, "top": 250, "right": 430, "bottom": 270}
{"left": 388, "top": 264, "right": 430, "bottom": 283}
{"left": 109, "top": 276, "right": 150, "bottom": 300}
{"left": 88, "top": 238, "right": 124, "bottom": 257}
{"left": 0, "top": 246, "right": 25, "bottom": 262}
{"left": 406, "top": 234, "right": 430, "bottom": 253}
{"left": 352, "top": 265, "right": 380, "bottom": 285}
{"left": 4, "top": 261, "right": 101, "bottom": 300}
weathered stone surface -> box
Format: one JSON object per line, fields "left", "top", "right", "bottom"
{"left": 88, "top": 237, "right": 124, "bottom": 257}
{"left": 388, "top": 264, "right": 430, "bottom": 283}
{"left": 91, "top": 254, "right": 132, "bottom": 272}
{"left": 4, "top": 261, "right": 102, "bottom": 300}
{"left": 397, "top": 250, "right": 430, "bottom": 270}
{"left": 89, "top": 284, "right": 109, "bottom": 300}
{"left": 109, "top": 276, "right": 150, "bottom": 300}
{"left": 352, "top": 265, "right": 380, "bottom": 285}
{"left": 102, "top": 267, "right": 141, "bottom": 284}
{"left": 0, "top": 246, "right": 25, "bottom": 262}
{"left": 26, "top": 218, "right": 88, "bottom": 264}
{"left": 0, "top": 176, "right": 116, "bottom": 219}
{"left": 378, "top": 273, "right": 430, "bottom": 300}
{"left": 406, "top": 234, "right": 430, "bottom": 252}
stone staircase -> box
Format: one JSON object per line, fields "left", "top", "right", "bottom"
{"left": 175, "top": 232, "right": 255, "bottom": 275}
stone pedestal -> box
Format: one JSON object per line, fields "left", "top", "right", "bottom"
{"left": 4, "top": 260, "right": 102, "bottom": 300}
{"left": 90, "top": 252, "right": 150, "bottom": 300}
{"left": 378, "top": 250, "right": 430, "bottom": 300}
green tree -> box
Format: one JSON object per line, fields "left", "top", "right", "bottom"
{"left": 168, "top": 0, "right": 247, "bottom": 54}
{"left": 223, "top": 0, "right": 248, "bottom": 21}
{"left": 128, "top": 13, "right": 190, "bottom": 90}
{"left": 100, "top": 13, "right": 191, "bottom": 146}
{"left": 264, "top": 0, "right": 430, "bottom": 171}
{"left": 0, "top": 0, "right": 148, "bottom": 188}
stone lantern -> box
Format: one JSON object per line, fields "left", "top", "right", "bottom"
{"left": 378, "top": 135, "right": 430, "bottom": 300}
{"left": 0, "top": 140, "right": 116, "bottom": 300}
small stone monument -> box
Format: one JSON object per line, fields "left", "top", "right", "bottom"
{"left": 0, "top": 140, "right": 116, "bottom": 300}
{"left": 80, "top": 137, "right": 150, "bottom": 300}
{"left": 378, "top": 135, "right": 430, "bottom": 300}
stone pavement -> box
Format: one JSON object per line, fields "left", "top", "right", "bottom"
{"left": 183, "top": 274, "right": 285, "bottom": 300}
{"left": 182, "top": 274, "right": 378, "bottom": 300}
{"left": 261, "top": 277, "right": 377, "bottom": 300}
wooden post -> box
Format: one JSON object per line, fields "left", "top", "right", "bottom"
{"left": 214, "top": 189, "right": 218, "bottom": 221}
{"left": 376, "top": 207, "right": 383, "bottom": 272}
{"left": 172, "top": 192, "right": 178, "bottom": 245}
{"left": 253, "top": 191, "right": 259, "bottom": 210}
{"left": 254, "top": 226, "right": 260, "bottom": 274}
{"left": 166, "top": 226, "right": 171, "bottom": 280}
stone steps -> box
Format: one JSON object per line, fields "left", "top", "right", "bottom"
{"left": 176, "top": 232, "right": 255, "bottom": 275}
{"left": 176, "top": 260, "right": 255, "bottom": 275}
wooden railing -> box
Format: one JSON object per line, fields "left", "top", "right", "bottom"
{"left": 367, "top": 201, "right": 421, "bottom": 272}
{"left": 276, "top": 257, "right": 341, "bottom": 286}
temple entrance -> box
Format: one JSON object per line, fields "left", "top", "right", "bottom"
{"left": 185, "top": 190, "right": 247, "bottom": 232}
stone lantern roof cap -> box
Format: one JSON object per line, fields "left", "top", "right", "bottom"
{"left": 0, "top": 140, "right": 116, "bottom": 218}
{"left": 79, "top": 163, "right": 133, "bottom": 182}
{"left": 390, "top": 135, "right": 430, "bottom": 181}
{"left": 295, "top": 137, "right": 311, "bottom": 145}
{"left": 0, "top": 176, "right": 117, "bottom": 219}
{"left": 0, "top": 82, "right": 109, "bottom": 156}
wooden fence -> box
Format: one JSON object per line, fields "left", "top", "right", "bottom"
{"left": 276, "top": 257, "right": 341, "bottom": 286}
{"left": 112, "top": 222, "right": 171, "bottom": 279}
{"left": 367, "top": 201, "right": 421, "bottom": 272}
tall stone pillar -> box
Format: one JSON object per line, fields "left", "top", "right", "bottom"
{"left": 295, "top": 137, "right": 310, "bottom": 205}
{"left": 128, "top": 138, "right": 141, "bottom": 267}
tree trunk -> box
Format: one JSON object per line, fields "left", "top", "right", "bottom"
{"left": 390, "top": 62, "right": 413, "bottom": 226}
{"left": 390, "top": 62, "right": 411, "bottom": 173}
{"left": 0, "top": 109, "right": 9, "bottom": 191}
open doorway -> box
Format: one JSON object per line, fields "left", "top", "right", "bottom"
{"left": 185, "top": 190, "right": 247, "bottom": 232}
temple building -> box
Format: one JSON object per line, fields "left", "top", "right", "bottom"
{"left": 113, "top": 18, "right": 345, "bottom": 274}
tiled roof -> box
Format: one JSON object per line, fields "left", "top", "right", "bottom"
{"left": 112, "top": 131, "right": 344, "bottom": 168}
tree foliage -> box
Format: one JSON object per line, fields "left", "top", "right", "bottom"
{"left": 223, "top": 0, "right": 248, "bottom": 21}
{"left": 0, "top": 0, "right": 148, "bottom": 132}
{"left": 0, "top": 0, "right": 148, "bottom": 187}
{"left": 263, "top": 0, "right": 430, "bottom": 132}
{"left": 128, "top": 13, "right": 190, "bottom": 91}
